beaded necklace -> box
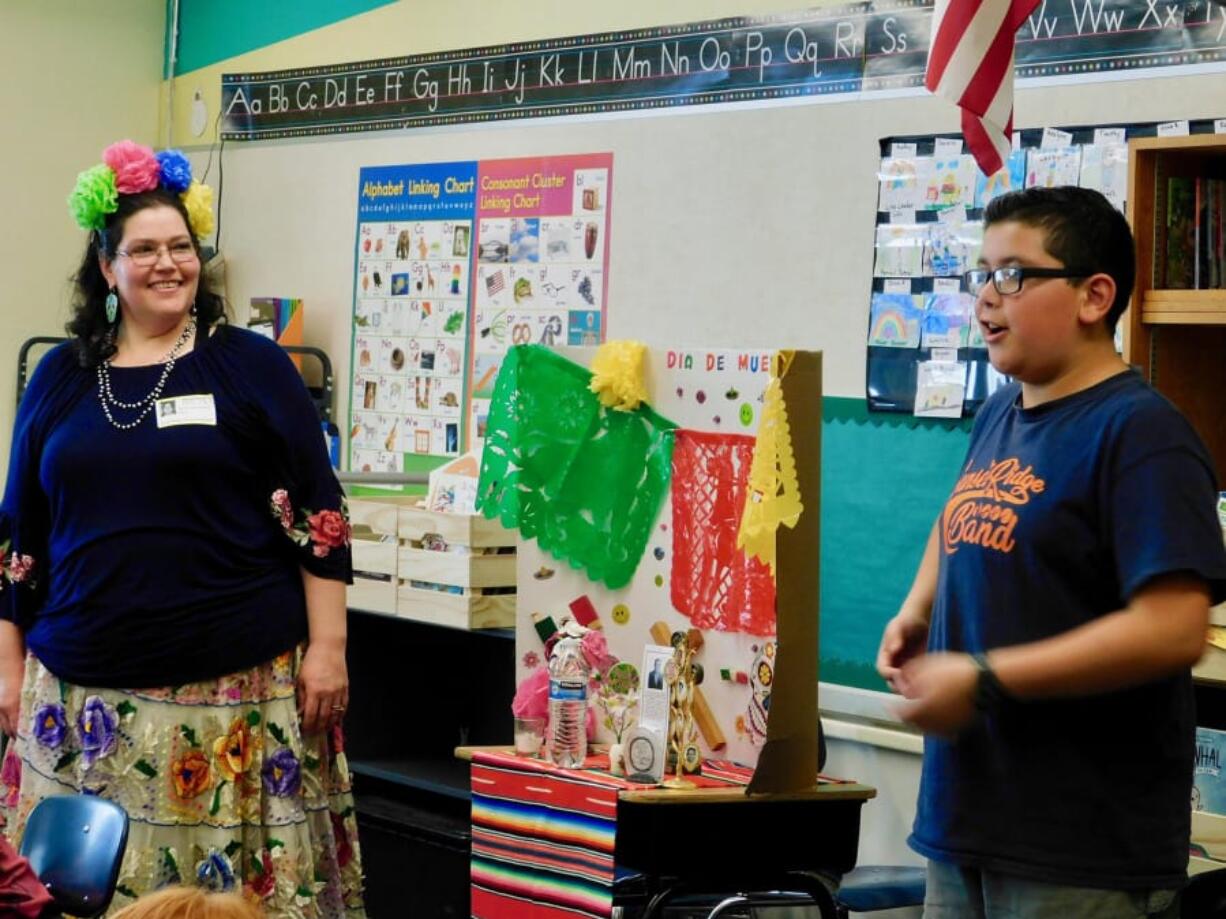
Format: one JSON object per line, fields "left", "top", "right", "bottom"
{"left": 96, "top": 318, "right": 197, "bottom": 430}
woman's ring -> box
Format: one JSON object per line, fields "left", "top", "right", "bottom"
{"left": 332, "top": 705, "right": 346, "bottom": 712}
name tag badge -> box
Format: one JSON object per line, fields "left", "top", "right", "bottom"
{"left": 155, "top": 394, "right": 217, "bottom": 428}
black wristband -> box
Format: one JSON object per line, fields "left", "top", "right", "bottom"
{"left": 971, "top": 652, "right": 1012, "bottom": 713}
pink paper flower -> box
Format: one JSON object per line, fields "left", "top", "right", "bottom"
{"left": 581, "top": 630, "right": 617, "bottom": 674}
{"left": 102, "top": 140, "right": 161, "bottom": 194}
{"left": 511, "top": 665, "right": 550, "bottom": 720}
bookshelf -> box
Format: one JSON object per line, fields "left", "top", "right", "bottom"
{"left": 1125, "top": 133, "right": 1226, "bottom": 483}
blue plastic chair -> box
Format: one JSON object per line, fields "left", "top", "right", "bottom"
{"left": 835, "top": 864, "right": 926, "bottom": 916}
{"left": 19, "top": 794, "right": 129, "bottom": 918}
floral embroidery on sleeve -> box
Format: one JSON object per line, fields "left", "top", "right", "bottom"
{"left": 269, "top": 490, "right": 351, "bottom": 558}
{"left": 0, "top": 540, "right": 35, "bottom": 590}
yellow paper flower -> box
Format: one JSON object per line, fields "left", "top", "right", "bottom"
{"left": 181, "top": 180, "right": 215, "bottom": 238}
{"left": 588, "top": 339, "right": 648, "bottom": 412}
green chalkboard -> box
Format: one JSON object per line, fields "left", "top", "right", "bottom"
{"left": 819, "top": 397, "right": 971, "bottom": 691}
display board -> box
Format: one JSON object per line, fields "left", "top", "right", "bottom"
{"left": 510, "top": 345, "right": 810, "bottom": 766}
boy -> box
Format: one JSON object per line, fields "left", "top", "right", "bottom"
{"left": 877, "top": 186, "right": 1226, "bottom": 918}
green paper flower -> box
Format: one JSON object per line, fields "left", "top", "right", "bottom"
{"left": 67, "top": 165, "right": 118, "bottom": 231}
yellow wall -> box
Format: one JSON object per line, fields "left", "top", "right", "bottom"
{"left": 1, "top": 1, "right": 165, "bottom": 472}
{"left": 166, "top": 0, "right": 838, "bottom": 147}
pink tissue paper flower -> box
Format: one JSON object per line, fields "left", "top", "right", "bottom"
{"left": 511, "top": 665, "right": 550, "bottom": 720}
{"left": 581, "top": 630, "right": 617, "bottom": 674}
{"left": 103, "top": 140, "right": 161, "bottom": 194}
{"left": 511, "top": 664, "right": 601, "bottom": 742}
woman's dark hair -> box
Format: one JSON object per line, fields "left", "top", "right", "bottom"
{"left": 67, "top": 188, "right": 227, "bottom": 368}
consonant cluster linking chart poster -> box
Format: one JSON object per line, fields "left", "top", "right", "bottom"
{"left": 469, "top": 154, "right": 613, "bottom": 442}
{"left": 348, "top": 153, "right": 612, "bottom": 477}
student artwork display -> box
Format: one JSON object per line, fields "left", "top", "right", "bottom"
{"left": 865, "top": 120, "right": 1216, "bottom": 415}
{"left": 347, "top": 154, "right": 613, "bottom": 474}
{"left": 501, "top": 345, "right": 817, "bottom": 768}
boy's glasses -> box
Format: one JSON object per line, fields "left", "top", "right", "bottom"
{"left": 116, "top": 241, "right": 198, "bottom": 266}
{"left": 964, "top": 265, "right": 1096, "bottom": 296}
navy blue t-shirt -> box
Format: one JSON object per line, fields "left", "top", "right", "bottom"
{"left": 0, "top": 326, "right": 351, "bottom": 688}
{"left": 910, "top": 370, "right": 1226, "bottom": 890}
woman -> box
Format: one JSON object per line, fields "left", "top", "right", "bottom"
{"left": 0, "top": 141, "right": 364, "bottom": 915}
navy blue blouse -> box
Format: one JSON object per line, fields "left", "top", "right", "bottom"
{"left": 0, "top": 325, "right": 352, "bottom": 687}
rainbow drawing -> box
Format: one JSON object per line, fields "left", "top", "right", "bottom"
{"left": 868, "top": 293, "right": 921, "bottom": 348}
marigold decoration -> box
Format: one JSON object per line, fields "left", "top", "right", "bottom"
{"left": 67, "top": 140, "right": 215, "bottom": 239}
{"left": 735, "top": 352, "right": 803, "bottom": 576}
{"left": 588, "top": 339, "right": 648, "bottom": 412}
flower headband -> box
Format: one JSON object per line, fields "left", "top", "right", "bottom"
{"left": 67, "top": 140, "right": 214, "bottom": 239}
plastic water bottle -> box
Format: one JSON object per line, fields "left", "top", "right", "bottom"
{"left": 548, "top": 633, "right": 589, "bottom": 768}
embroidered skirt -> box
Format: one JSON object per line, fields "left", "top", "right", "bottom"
{"left": 0, "top": 647, "right": 365, "bottom": 918}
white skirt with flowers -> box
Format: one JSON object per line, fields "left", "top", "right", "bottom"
{"left": 0, "top": 646, "right": 365, "bottom": 918}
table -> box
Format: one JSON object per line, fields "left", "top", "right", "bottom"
{"left": 457, "top": 746, "right": 875, "bottom": 918}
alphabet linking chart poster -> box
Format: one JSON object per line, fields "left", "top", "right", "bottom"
{"left": 348, "top": 154, "right": 612, "bottom": 475}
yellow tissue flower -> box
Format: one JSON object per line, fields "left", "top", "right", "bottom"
{"left": 181, "top": 180, "right": 215, "bottom": 239}
{"left": 588, "top": 340, "right": 648, "bottom": 412}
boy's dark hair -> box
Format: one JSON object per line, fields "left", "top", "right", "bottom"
{"left": 983, "top": 186, "right": 1135, "bottom": 332}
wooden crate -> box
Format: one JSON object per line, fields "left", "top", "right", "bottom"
{"left": 348, "top": 498, "right": 417, "bottom": 615}
{"left": 1193, "top": 810, "right": 1226, "bottom": 864}
{"left": 397, "top": 506, "right": 517, "bottom": 630}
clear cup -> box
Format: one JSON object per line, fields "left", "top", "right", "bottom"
{"left": 514, "top": 716, "right": 545, "bottom": 757}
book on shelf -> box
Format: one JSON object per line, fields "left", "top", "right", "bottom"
{"left": 1166, "top": 177, "right": 1195, "bottom": 289}
{"left": 1163, "top": 176, "right": 1226, "bottom": 291}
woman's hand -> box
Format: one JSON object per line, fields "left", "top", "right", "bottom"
{"left": 297, "top": 641, "right": 349, "bottom": 734}
{"left": 0, "top": 657, "right": 22, "bottom": 738}
{"left": 0, "top": 622, "right": 24, "bottom": 738}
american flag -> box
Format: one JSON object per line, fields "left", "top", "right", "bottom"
{"left": 485, "top": 270, "right": 505, "bottom": 297}
{"left": 926, "top": 0, "right": 1040, "bottom": 176}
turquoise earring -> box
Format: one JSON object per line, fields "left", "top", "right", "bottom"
{"left": 104, "top": 289, "right": 118, "bottom": 324}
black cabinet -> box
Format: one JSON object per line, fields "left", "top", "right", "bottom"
{"left": 347, "top": 610, "right": 514, "bottom": 916}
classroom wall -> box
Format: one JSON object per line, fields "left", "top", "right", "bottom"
{"left": 7, "top": 1, "right": 1220, "bottom": 880}
{"left": 0, "top": 1, "right": 165, "bottom": 475}
{"left": 163, "top": 0, "right": 847, "bottom": 147}
{"left": 161, "top": 4, "right": 1226, "bottom": 874}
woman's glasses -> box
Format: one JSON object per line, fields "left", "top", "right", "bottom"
{"left": 116, "top": 241, "right": 198, "bottom": 266}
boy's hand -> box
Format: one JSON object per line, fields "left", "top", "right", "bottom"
{"left": 893, "top": 652, "right": 978, "bottom": 736}
{"left": 877, "top": 609, "right": 931, "bottom": 692}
